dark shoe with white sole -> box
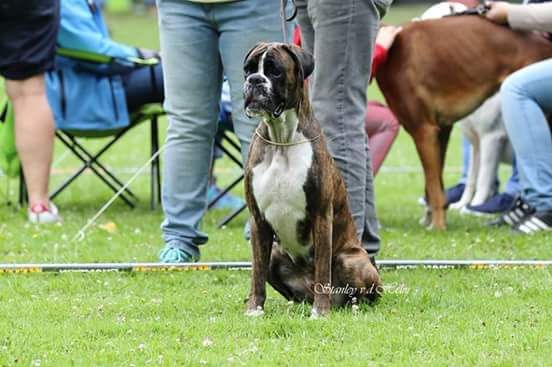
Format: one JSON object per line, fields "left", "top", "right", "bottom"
{"left": 514, "top": 210, "right": 552, "bottom": 234}
{"left": 487, "top": 197, "right": 534, "bottom": 228}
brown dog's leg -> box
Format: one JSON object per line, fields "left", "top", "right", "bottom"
{"left": 312, "top": 207, "right": 332, "bottom": 318}
{"left": 245, "top": 219, "right": 274, "bottom": 316}
{"left": 412, "top": 124, "right": 447, "bottom": 230}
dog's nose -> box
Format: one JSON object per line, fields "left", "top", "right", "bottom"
{"left": 247, "top": 74, "right": 265, "bottom": 85}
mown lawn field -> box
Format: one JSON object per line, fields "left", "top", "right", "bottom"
{"left": 1, "top": 5, "right": 551, "bottom": 366}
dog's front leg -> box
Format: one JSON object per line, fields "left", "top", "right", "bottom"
{"left": 245, "top": 219, "right": 273, "bottom": 317}
{"left": 312, "top": 207, "right": 332, "bottom": 318}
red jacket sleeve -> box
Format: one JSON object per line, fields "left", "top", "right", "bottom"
{"left": 371, "top": 44, "right": 388, "bottom": 82}
{"left": 293, "top": 25, "right": 302, "bottom": 47}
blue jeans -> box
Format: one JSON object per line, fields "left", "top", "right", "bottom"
{"left": 296, "top": 0, "right": 382, "bottom": 255}
{"left": 501, "top": 58, "right": 552, "bottom": 212}
{"left": 156, "top": 0, "right": 284, "bottom": 256}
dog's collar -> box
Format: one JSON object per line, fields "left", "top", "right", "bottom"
{"left": 255, "top": 127, "right": 321, "bottom": 147}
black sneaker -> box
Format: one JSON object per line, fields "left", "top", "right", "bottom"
{"left": 487, "top": 197, "right": 534, "bottom": 227}
{"left": 515, "top": 210, "right": 552, "bottom": 234}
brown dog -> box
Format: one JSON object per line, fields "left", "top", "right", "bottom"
{"left": 242, "top": 42, "right": 381, "bottom": 317}
{"left": 376, "top": 16, "right": 552, "bottom": 229}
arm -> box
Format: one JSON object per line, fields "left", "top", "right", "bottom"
{"left": 58, "top": 0, "right": 138, "bottom": 60}
{"left": 486, "top": 2, "right": 552, "bottom": 33}
{"left": 371, "top": 44, "right": 388, "bottom": 80}
{"left": 370, "top": 26, "right": 402, "bottom": 82}
{"left": 508, "top": 3, "right": 552, "bottom": 32}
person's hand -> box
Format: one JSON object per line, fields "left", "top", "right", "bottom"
{"left": 375, "top": 25, "right": 403, "bottom": 50}
{"left": 136, "top": 47, "right": 160, "bottom": 60}
{"left": 485, "top": 2, "right": 511, "bottom": 25}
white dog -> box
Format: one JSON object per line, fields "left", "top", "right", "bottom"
{"left": 450, "top": 93, "right": 513, "bottom": 212}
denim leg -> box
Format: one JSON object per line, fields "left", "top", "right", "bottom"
{"left": 157, "top": 1, "right": 222, "bottom": 257}
{"left": 216, "top": 0, "right": 284, "bottom": 161}
{"left": 504, "top": 156, "right": 520, "bottom": 195}
{"left": 297, "top": 0, "right": 381, "bottom": 255}
{"left": 501, "top": 59, "right": 552, "bottom": 211}
{"left": 460, "top": 135, "right": 471, "bottom": 184}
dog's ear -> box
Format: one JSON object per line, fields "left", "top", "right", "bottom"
{"left": 243, "top": 42, "right": 269, "bottom": 65}
{"left": 282, "top": 44, "right": 314, "bottom": 80}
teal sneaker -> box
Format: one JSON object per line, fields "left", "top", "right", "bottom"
{"left": 207, "top": 184, "right": 244, "bottom": 210}
{"left": 159, "top": 246, "right": 199, "bottom": 263}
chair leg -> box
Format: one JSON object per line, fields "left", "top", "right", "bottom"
{"left": 210, "top": 130, "right": 247, "bottom": 227}
{"left": 208, "top": 175, "right": 243, "bottom": 209}
{"left": 51, "top": 131, "right": 136, "bottom": 208}
{"left": 65, "top": 132, "right": 138, "bottom": 199}
{"left": 218, "top": 204, "right": 247, "bottom": 229}
{"left": 150, "top": 115, "right": 161, "bottom": 210}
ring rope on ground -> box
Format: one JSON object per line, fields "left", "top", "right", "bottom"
{"left": 1, "top": 260, "right": 552, "bottom": 274}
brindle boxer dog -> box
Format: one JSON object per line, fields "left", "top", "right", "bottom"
{"left": 242, "top": 42, "right": 381, "bottom": 318}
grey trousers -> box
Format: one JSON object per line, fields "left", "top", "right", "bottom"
{"left": 296, "top": 0, "right": 381, "bottom": 255}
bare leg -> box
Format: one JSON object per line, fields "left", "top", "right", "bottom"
{"left": 6, "top": 75, "right": 54, "bottom": 206}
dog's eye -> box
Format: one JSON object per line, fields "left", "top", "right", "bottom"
{"left": 264, "top": 61, "right": 282, "bottom": 78}
{"left": 244, "top": 62, "right": 257, "bottom": 76}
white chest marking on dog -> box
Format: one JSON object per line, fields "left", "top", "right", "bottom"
{"left": 252, "top": 129, "right": 313, "bottom": 260}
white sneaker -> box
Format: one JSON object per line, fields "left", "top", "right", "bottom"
{"left": 28, "top": 202, "right": 62, "bottom": 224}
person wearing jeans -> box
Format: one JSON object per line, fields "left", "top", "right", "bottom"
{"left": 296, "top": 0, "right": 389, "bottom": 258}
{"left": 486, "top": 1, "right": 552, "bottom": 233}
{"left": 156, "top": 0, "right": 284, "bottom": 262}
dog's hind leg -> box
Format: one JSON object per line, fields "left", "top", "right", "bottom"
{"left": 411, "top": 123, "right": 448, "bottom": 229}
{"left": 333, "top": 247, "right": 382, "bottom": 305}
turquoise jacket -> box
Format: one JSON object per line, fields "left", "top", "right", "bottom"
{"left": 46, "top": 0, "right": 138, "bottom": 132}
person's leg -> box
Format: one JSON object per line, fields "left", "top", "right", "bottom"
{"left": 216, "top": 0, "right": 287, "bottom": 161}
{"left": 298, "top": 0, "right": 381, "bottom": 255}
{"left": 157, "top": 1, "right": 222, "bottom": 261}
{"left": 460, "top": 135, "right": 471, "bottom": 184}
{"left": 6, "top": 75, "right": 55, "bottom": 206}
{"left": 122, "top": 63, "right": 164, "bottom": 113}
{"left": 364, "top": 101, "right": 399, "bottom": 176}
{"left": 501, "top": 59, "right": 552, "bottom": 212}
{"left": 504, "top": 156, "right": 520, "bottom": 196}
{"left": 1, "top": 0, "right": 59, "bottom": 221}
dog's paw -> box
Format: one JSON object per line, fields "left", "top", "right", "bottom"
{"left": 309, "top": 306, "right": 329, "bottom": 319}
{"left": 419, "top": 212, "right": 432, "bottom": 227}
{"left": 245, "top": 305, "right": 264, "bottom": 317}
{"left": 449, "top": 202, "right": 466, "bottom": 211}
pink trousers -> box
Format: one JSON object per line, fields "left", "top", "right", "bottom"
{"left": 365, "top": 101, "right": 400, "bottom": 176}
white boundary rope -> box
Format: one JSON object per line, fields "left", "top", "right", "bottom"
{"left": 72, "top": 142, "right": 169, "bottom": 242}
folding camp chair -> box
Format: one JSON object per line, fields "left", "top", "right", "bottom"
{"left": 209, "top": 122, "right": 247, "bottom": 228}
{"left": 19, "top": 104, "right": 164, "bottom": 210}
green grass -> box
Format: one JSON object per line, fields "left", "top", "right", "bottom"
{"left": 1, "top": 5, "right": 552, "bottom": 366}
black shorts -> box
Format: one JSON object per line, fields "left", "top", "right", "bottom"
{"left": 0, "top": 0, "right": 60, "bottom": 80}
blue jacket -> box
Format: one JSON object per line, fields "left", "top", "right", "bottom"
{"left": 46, "top": 0, "right": 138, "bottom": 132}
